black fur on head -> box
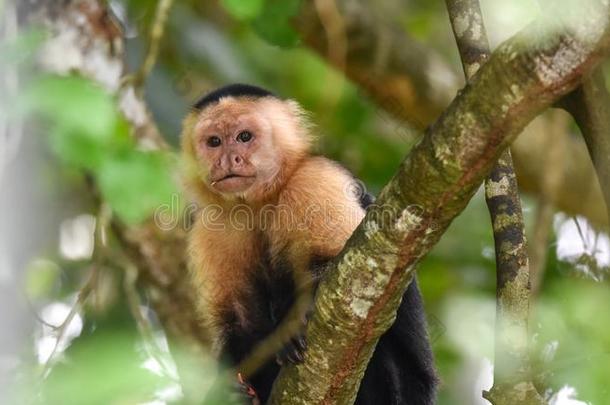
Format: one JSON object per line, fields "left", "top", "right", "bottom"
{"left": 193, "top": 83, "right": 277, "bottom": 111}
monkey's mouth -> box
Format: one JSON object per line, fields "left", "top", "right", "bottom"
{"left": 218, "top": 173, "right": 243, "bottom": 181}
{"left": 211, "top": 173, "right": 256, "bottom": 192}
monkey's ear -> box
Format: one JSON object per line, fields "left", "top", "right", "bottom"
{"left": 284, "top": 99, "right": 315, "bottom": 131}
{"left": 180, "top": 112, "right": 200, "bottom": 150}
{"left": 281, "top": 99, "right": 317, "bottom": 147}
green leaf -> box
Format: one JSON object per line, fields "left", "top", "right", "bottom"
{"left": 97, "top": 151, "right": 178, "bottom": 224}
{"left": 264, "top": 0, "right": 302, "bottom": 16}
{"left": 23, "top": 75, "right": 133, "bottom": 171}
{"left": 221, "top": 0, "right": 265, "bottom": 20}
{"left": 252, "top": 18, "right": 300, "bottom": 48}
{"left": 252, "top": 0, "right": 302, "bottom": 48}
{"left": 23, "top": 74, "right": 177, "bottom": 225}
{"left": 47, "top": 127, "right": 107, "bottom": 171}
{"left": 47, "top": 116, "right": 131, "bottom": 171}
{"left": 25, "top": 75, "right": 118, "bottom": 138}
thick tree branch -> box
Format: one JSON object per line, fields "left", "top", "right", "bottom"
{"left": 270, "top": 3, "right": 610, "bottom": 403}
{"left": 445, "top": 0, "right": 542, "bottom": 403}
{"left": 295, "top": 0, "right": 609, "bottom": 229}
{"left": 562, "top": 69, "right": 610, "bottom": 228}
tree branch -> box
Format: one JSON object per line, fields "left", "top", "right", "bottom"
{"left": 121, "top": 0, "right": 175, "bottom": 89}
{"left": 528, "top": 109, "right": 568, "bottom": 296}
{"left": 562, "top": 68, "right": 610, "bottom": 228}
{"left": 270, "top": 3, "right": 610, "bottom": 402}
{"left": 294, "top": 0, "right": 609, "bottom": 229}
{"left": 445, "top": 0, "right": 542, "bottom": 403}
{"left": 295, "top": 0, "right": 457, "bottom": 128}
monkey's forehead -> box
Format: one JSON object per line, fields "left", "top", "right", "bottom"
{"left": 195, "top": 100, "right": 271, "bottom": 132}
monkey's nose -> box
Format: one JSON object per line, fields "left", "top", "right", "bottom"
{"left": 232, "top": 154, "right": 243, "bottom": 165}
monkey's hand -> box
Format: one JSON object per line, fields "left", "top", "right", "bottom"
{"left": 275, "top": 307, "right": 314, "bottom": 366}
{"left": 235, "top": 373, "right": 260, "bottom": 405}
{"left": 271, "top": 281, "right": 317, "bottom": 366}
{"left": 276, "top": 333, "right": 307, "bottom": 365}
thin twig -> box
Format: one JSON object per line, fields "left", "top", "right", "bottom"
{"left": 121, "top": 253, "right": 178, "bottom": 380}
{"left": 529, "top": 199, "right": 555, "bottom": 296}
{"left": 529, "top": 110, "right": 568, "bottom": 297}
{"left": 25, "top": 295, "right": 61, "bottom": 330}
{"left": 313, "top": 0, "right": 348, "bottom": 111}
{"left": 573, "top": 216, "right": 588, "bottom": 249}
{"left": 41, "top": 265, "right": 99, "bottom": 378}
{"left": 121, "top": 0, "right": 175, "bottom": 89}
{"left": 41, "top": 204, "right": 112, "bottom": 377}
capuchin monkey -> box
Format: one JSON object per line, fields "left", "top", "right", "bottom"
{"left": 181, "top": 84, "right": 438, "bottom": 404}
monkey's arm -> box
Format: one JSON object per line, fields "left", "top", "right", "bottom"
{"left": 266, "top": 157, "right": 368, "bottom": 362}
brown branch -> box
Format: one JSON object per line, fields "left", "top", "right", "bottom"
{"left": 310, "top": 0, "right": 348, "bottom": 112}
{"left": 445, "top": 1, "right": 542, "bottom": 403}
{"left": 562, "top": 69, "right": 610, "bottom": 229}
{"left": 295, "top": 0, "right": 457, "bottom": 129}
{"left": 270, "top": 2, "right": 610, "bottom": 402}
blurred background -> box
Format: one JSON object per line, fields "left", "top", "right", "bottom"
{"left": 1, "top": 0, "right": 610, "bottom": 404}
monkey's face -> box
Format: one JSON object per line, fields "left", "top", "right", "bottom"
{"left": 191, "top": 100, "right": 280, "bottom": 198}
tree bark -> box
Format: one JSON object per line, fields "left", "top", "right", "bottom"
{"left": 270, "top": 3, "right": 610, "bottom": 402}
{"left": 445, "top": 0, "right": 542, "bottom": 403}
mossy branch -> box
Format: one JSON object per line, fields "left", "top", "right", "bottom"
{"left": 270, "top": 2, "right": 610, "bottom": 402}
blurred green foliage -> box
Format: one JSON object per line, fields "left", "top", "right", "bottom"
{"left": 533, "top": 279, "right": 610, "bottom": 403}
{"left": 40, "top": 331, "right": 165, "bottom": 405}
{"left": 24, "top": 75, "right": 178, "bottom": 224}
{"left": 221, "top": 0, "right": 302, "bottom": 47}
{"left": 221, "top": 0, "right": 265, "bottom": 20}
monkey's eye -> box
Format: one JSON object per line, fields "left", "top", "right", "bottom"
{"left": 207, "top": 136, "right": 222, "bottom": 148}
{"left": 237, "top": 131, "right": 253, "bottom": 143}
